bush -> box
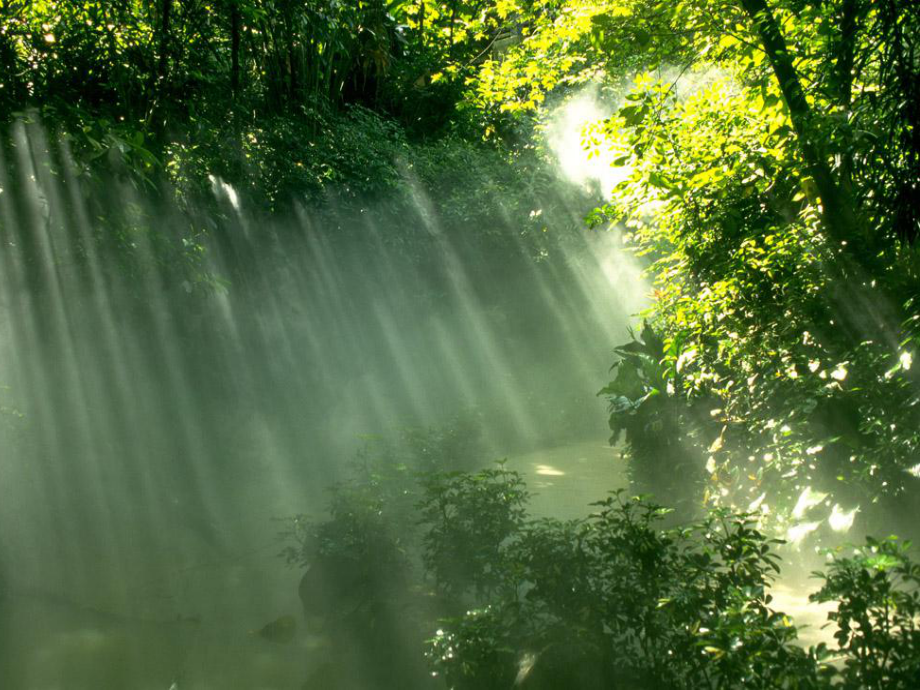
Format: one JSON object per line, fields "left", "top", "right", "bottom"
{"left": 281, "top": 416, "right": 493, "bottom": 621}
{"left": 811, "top": 537, "right": 920, "bottom": 689}
{"left": 600, "top": 323, "right": 713, "bottom": 519}
{"left": 428, "top": 491, "right": 821, "bottom": 689}
{"left": 418, "top": 463, "right": 529, "bottom": 601}
{"left": 283, "top": 437, "right": 920, "bottom": 690}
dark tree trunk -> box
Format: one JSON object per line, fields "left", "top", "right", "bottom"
{"left": 740, "top": 0, "right": 905, "bottom": 343}
{"left": 282, "top": 9, "right": 297, "bottom": 103}
{"left": 230, "top": 0, "right": 241, "bottom": 95}
{"left": 158, "top": 0, "right": 172, "bottom": 87}
{"left": 448, "top": 2, "right": 457, "bottom": 62}
{"left": 419, "top": 0, "right": 426, "bottom": 45}
{"left": 740, "top": 0, "right": 858, "bottom": 250}
{"left": 151, "top": 0, "right": 173, "bottom": 145}
{"left": 834, "top": 0, "right": 859, "bottom": 196}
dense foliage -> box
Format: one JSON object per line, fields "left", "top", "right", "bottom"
{"left": 4, "top": 0, "right": 920, "bottom": 685}
{"left": 811, "top": 537, "right": 920, "bottom": 688}
{"left": 0, "top": 2, "right": 485, "bottom": 204}
{"left": 418, "top": 462, "right": 529, "bottom": 599}
{"left": 429, "top": 484, "right": 920, "bottom": 689}
{"left": 282, "top": 436, "right": 920, "bottom": 689}
{"left": 464, "top": 0, "right": 920, "bottom": 536}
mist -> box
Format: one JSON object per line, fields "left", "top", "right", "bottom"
{"left": 0, "top": 115, "right": 645, "bottom": 688}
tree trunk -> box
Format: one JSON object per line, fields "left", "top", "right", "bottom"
{"left": 152, "top": 0, "right": 172, "bottom": 144}
{"left": 230, "top": 0, "right": 241, "bottom": 96}
{"left": 282, "top": 9, "right": 297, "bottom": 103}
{"left": 158, "top": 0, "right": 172, "bottom": 87}
{"left": 419, "top": 0, "right": 426, "bottom": 46}
{"left": 740, "top": 0, "right": 904, "bottom": 343}
{"left": 739, "top": 0, "right": 858, "bottom": 250}
{"left": 448, "top": 2, "right": 457, "bottom": 62}
{"left": 834, "top": 0, "right": 858, "bottom": 197}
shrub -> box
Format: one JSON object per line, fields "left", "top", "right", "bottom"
{"left": 428, "top": 491, "right": 821, "bottom": 689}
{"left": 418, "top": 463, "right": 529, "bottom": 601}
{"left": 810, "top": 537, "right": 920, "bottom": 689}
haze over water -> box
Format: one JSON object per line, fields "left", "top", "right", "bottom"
{"left": 0, "top": 115, "right": 644, "bottom": 688}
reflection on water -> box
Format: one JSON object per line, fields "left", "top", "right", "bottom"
{"left": 507, "top": 441, "right": 625, "bottom": 519}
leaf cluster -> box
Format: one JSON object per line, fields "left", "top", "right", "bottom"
{"left": 429, "top": 488, "right": 920, "bottom": 689}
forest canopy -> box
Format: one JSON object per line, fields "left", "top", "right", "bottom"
{"left": 469, "top": 0, "right": 920, "bottom": 535}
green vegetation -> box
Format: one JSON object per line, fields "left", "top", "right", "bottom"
{"left": 427, "top": 486, "right": 920, "bottom": 689}
{"left": 0, "top": 0, "right": 539, "bottom": 206}
{"left": 283, "top": 439, "right": 920, "bottom": 688}
{"left": 418, "top": 462, "right": 529, "bottom": 600}
{"left": 9, "top": 0, "right": 914, "bottom": 531}
{"left": 3, "top": 0, "right": 920, "bottom": 687}
{"left": 464, "top": 0, "right": 920, "bottom": 534}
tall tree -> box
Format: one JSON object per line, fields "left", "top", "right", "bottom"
{"left": 230, "top": 0, "right": 241, "bottom": 96}
{"left": 739, "top": 0, "right": 858, "bottom": 251}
